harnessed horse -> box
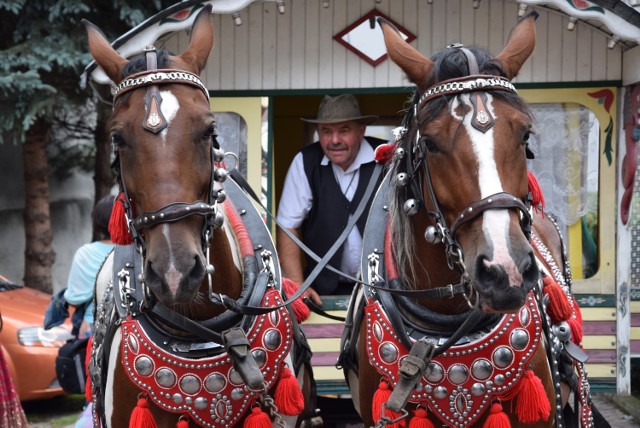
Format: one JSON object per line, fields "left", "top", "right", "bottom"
{"left": 339, "top": 12, "right": 597, "bottom": 428}
{"left": 84, "top": 7, "right": 313, "bottom": 427}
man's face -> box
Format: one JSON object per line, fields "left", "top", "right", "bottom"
{"left": 318, "top": 120, "right": 366, "bottom": 171}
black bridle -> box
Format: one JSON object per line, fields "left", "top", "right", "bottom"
{"left": 393, "top": 52, "right": 534, "bottom": 305}
{"left": 110, "top": 46, "right": 228, "bottom": 300}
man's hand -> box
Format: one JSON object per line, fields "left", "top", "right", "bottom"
{"left": 303, "top": 287, "right": 323, "bottom": 306}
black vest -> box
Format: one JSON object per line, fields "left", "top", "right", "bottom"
{"left": 300, "top": 136, "right": 386, "bottom": 295}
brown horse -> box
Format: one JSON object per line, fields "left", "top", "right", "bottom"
{"left": 86, "top": 6, "right": 312, "bottom": 427}
{"left": 340, "top": 12, "right": 595, "bottom": 428}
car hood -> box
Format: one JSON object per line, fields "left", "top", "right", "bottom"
{"left": 0, "top": 286, "right": 55, "bottom": 328}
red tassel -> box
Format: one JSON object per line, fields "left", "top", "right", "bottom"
{"left": 482, "top": 403, "right": 511, "bottom": 428}
{"left": 129, "top": 395, "right": 157, "bottom": 428}
{"left": 515, "top": 370, "right": 551, "bottom": 424}
{"left": 409, "top": 408, "right": 434, "bottom": 428}
{"left": 374, "top": 143, "right": 397, "bottom": 164}
{"left": 568, "top": 317, "right": 583, "bottom": 345}
{"left": 573, "top": 299, "right": 583, "bottom": 325}
{"left": 85, "top": 337, "right": 93, "bottom": 402}
{"left": 109, "top": 192, "right": 133, "bottom": 245}
{"left": 542, "top": 275, "right": 572, "bottom": 323}
{"left": 274, "top": 367, "right": 304, "bottom": 416}
{"left": 372, "top": 381, "right": 406, "bottom": 427}
{"left": 176, "top": 416, "right": 189, "bottom": 428}
{"left": 282, "top": 277, "right": 310, "bottom": 323}
{"left": 527, "top": 171, "right": 545, "bottom": 212}
{"left": 243, "top": 407, "right": 272, "bottom": 428}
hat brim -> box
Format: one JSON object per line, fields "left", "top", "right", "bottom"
{"left": 300, "top": 115, "right": 379, "bottom": 125}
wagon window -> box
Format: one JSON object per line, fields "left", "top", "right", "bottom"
{"left": 527, "top": 103, "right": 600, "bottom": 279}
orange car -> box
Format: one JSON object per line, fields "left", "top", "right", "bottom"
{"left": 0, "top": 274, "right": 74, "bottom": 401}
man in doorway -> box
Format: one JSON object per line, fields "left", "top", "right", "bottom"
{"left": 276, "top": 94, "right": 385, "bottom": 305}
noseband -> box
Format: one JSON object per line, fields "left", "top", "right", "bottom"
{"left": 111, "top": 47, "right": 227, "bottom": 273}
{"left": 395, "top": 47, "right": 533, "bottom": 301}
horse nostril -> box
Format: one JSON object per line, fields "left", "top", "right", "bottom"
{"left": 521, "top": 252, "right": 539, "bottom": 289}
{"left": 476, "top": 256, "right": 507, "bottom": 290}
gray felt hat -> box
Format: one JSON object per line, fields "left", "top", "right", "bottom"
{"left": 301, "top": 94, "right": 378, "bottom": 125}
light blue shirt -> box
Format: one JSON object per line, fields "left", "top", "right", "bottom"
{"left": 63, "top": 241, "right": 113, "bottom": 324}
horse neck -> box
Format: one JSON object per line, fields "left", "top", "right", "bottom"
{"left": 407, "top": 212, "right": 471, "bottom": 315}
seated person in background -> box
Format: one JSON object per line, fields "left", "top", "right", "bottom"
{"left": 64, "top": 195, "right": 114, "bottom": 339}
{"left": 276, "top": 94, "right": 385, "bottom": 306}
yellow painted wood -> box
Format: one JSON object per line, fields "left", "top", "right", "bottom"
{"left": 307, "top": 338, "right": 342, "bottom": 351}
{"left": 581, "top": 335, "right": 616, "bottom": 350}
{"left": 631, "top": 327, "right": 640, "bottom": 340}
{"left": 565, "top": 105, "right": 583, "bottom": 280}
{"left": 304, "top": 313, "right": 348, "bottom": 325}
{"left": 631, "top": 301, "right": 640, "bottom": 312}
{"left": 312, "top": 366, "right": 346, "bottom": 381}
{"left": 579, "top": 307, "right": 616, "bottom": 321}
{"left": 584, "top": 364, "right": 616, "bottom": 378}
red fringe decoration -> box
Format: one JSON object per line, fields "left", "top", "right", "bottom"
{"left": 282, "top": 277, "right": 310, "bottom": 323}
{"left": 527, "top": 171, "right": 545, "bottom": 212}
{"left": 243, "top": 407, "right": 272, "bottom": 428}
{"left": 85, "top": 337, "right": 93, "bottom": 402}
{"left": 542, "top": 275, "right": 572, "bottom": 323}
{"left": 374, "top": 143, "right": 397, "bottom": 164}
{"left": 568, "top": 317, "right": 583, "bottom": 345}
{"left": 482, "top": 403, "right": 511, "bottom": 428}
{"left": 573, "top": 299, "right": 583, "bottom": 325}
{"left": 129, "top": 395, "right": 157, "bottom": 428}
{"left": 176, "top": 417, "right": 189, "bottom": 428}
{"left": 274, "top": 367, "right": 304, "bottom": 416}
{"left": 515, "top": 370, "right": 551, "bottom": 424}
{"left": 409, "top": 408, "right": 434, "bottom": 428}
{"left": 372, "top": 381, "right": 406, "bottom": 427}
{"left": 109, "top": 192, "right": 133, "bottom": 245}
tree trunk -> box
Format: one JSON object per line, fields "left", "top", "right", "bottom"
{"left": 92, "top": 102, "right": 116, "bottom": 241}
{"left": 22, "top": 117, "right": 55, "bottom": 293}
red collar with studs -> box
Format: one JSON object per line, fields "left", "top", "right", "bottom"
{"left": 120, "top": 289, "right": 292, "bottom": 427}
{"left": 365, "top": 293, "right": 541, "bottom": 427}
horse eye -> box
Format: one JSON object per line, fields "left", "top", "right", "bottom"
{"left": 522, "top": 131, "right": 531, "bottom": 144}
{"left": 111, "top": 133, "right": 126, "bottom": 148}
{"left": 421, "top": 137, "right": 439, "bottom": 153}
{"left": 202, "top": 125, "right": 216, "bottom": 142}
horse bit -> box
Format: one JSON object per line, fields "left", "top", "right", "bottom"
{"left": 391, "top": 44, "right": 534, "bottom": 308}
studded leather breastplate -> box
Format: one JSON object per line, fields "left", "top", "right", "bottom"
{"left": 121, "top": 289, "right": 292, "bottom": 427}
{"left": 365, "top": 293, "right": 541, "bottom": 428}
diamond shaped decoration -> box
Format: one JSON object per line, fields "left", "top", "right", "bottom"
{"left": 333, "top": 10, "right": 416, "bottom": 67}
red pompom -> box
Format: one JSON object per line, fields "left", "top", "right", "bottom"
{"left": 374, "top": 143, "right": 397, "bottom": 164}
{"left": 129, "top": 395, "right": 157, "bottom": 428}
{"left": 274, "top": 367, "right": 304, "bottom": 416}
{"left": 176, "top": 416, "right": 189, "bottom": 428}
{"left": 527, "top": 171, "right": 545, "bottom": 212}
{"left": 243, "top": 406, "right": 272, "bottom": 428}
{"left": 109, "top": 192, "right": 133, "bottom": 245}
{"left": 568, "top": 317, "right": 583, "bottom": 345}
{"left": 372, "top": 381, "right": 406, "bottom": 427}
{"left": 482, "top": 403, "right": 511, "bottom": 428}
{"left": 515, "top": 370, "right": 551, "bottom": 424}
{"left": 542, "top": 275, "right": 572, "bottom": 323}
{"left": 282, "top": 277, "right": 310, "bottom": 323}
{"left": 409, "top": 408, "right": 434, "bottom": 428}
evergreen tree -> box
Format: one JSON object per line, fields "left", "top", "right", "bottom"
{"left": 0, "top": 0, "right": 173, "bottom": 292}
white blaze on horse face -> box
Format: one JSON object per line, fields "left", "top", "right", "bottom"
{"left": 161, "top": 223, "right": 184, "bottom": 295}
{"left": 159, "top": 90, "right": 180, "bottom": 144}
{"left": 454, "top": 94, "right": 523, "bottom": 286}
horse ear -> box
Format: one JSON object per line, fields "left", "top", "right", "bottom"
{"left": 83, "top": 20, "right": 128, "bottom": 85}
{"left": 178, "top": 5, "right": 214, "bottom": 75}
{"left": 494, "top": 11, "right": 538, "bottom": 80}
{"left": 378, "top": 18, "right": 433, "bottom": 93}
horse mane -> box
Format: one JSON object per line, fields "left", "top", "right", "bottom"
{"left": 389, "top": 46, "right": 534, "bottom": 286}
{"left": 122, "top": 49, "right": 174, "bottom": 78}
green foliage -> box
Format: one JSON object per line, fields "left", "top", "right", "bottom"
{"left": 0, "top": 0, "right": 174, "bottom": 174}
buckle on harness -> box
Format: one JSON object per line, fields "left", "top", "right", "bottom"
{"left": 444, "top": 284, "right": 455, "bottom": 299}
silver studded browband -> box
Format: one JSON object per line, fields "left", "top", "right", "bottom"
{"left": 418, "top": 74, "right": 516, "bottom": 107}
{"left": 113, "top": 69, "right": 209, "bottom": 101}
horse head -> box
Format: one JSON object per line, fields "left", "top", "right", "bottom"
{"left": 381, "top": 12, "right": 539, "bottom": 313}
{"left": 85, "top": 7, "right": 222, "bottom": 307}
